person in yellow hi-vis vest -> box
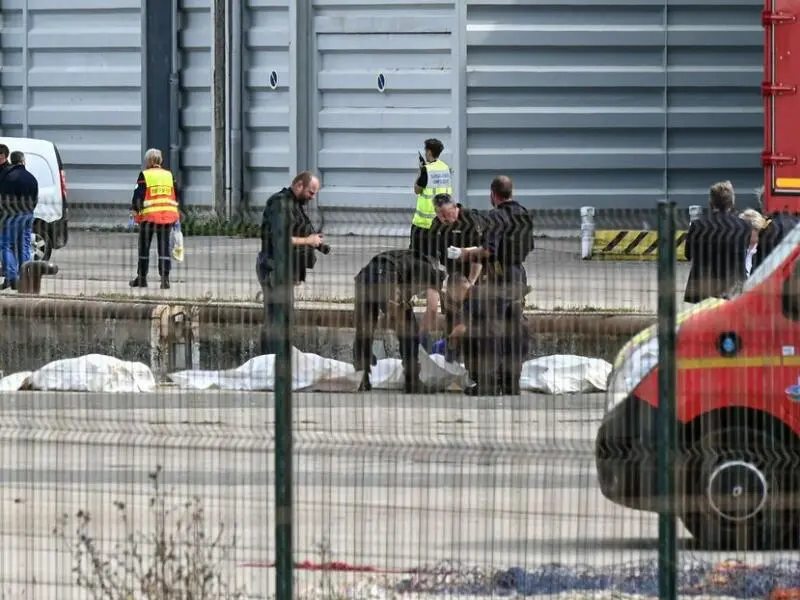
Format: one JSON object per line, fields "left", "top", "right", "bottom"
{"left": 129, "top": 148, "right": 182, "bottom": 290}
{"left": 410, "top": 138, "right": 452, "bottom": 255}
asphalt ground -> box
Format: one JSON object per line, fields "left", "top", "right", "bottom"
{"left": 0, "top": 390, "right": 787, "bottom": 599}
{"left": 26, "top": 232, "right": 693, "bottom": 312}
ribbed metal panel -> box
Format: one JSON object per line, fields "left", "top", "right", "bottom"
{"left": 1, "top": 0, "right": 764, "bottom": 226}
{"left": 243, "top": 0, "right": 291, "bottom": 209}
{"left": 178, "top": 0, "right": 213, "bottom": 210}
{"left": 466, "top": 0, "right": 763, "bottom": 212}
{"left": 312, "top": 0, "right": 455, "bottom": 221}
{"left": 0, "top": 0, "right": 143, "bottom": 208}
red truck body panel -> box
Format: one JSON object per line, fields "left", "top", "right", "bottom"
{"left": 763, "top": 0, "right": 800, "bottom": 213}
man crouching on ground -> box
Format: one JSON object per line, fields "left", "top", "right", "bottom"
{"left": 353, "top": 249, "right": 444, "bottom": 393}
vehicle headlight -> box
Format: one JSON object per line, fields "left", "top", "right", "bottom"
{"left": 606, "top": 336, "right": 659, "bottom": 412}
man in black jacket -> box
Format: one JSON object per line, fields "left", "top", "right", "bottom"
{"left": 353, "top": 249, "right": 444, "bottom": 393}
{"left": 0, "top": 150, "right": 38, "bottom": 290}
{"left": 257, "top": 170, "right": 326, "bottom": 355}
{"left": 427, "top": 193, "right": 485, "bottom": 361}
{"left": 684, "top": 180, "right": 751, "bottom": 304}
{"left": 0, "top": 145, "right": 10, "bottom": 182}
{"left": 751, "top": 185, "right": 799, "bottom": 272}
{"left": 447, "top": 176, "right": 534, "bottom": 395}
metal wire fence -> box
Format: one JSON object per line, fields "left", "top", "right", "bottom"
{"left": 0, "top": 199, "right": 799, "bottom": 600}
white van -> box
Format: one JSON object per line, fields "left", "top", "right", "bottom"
{"left": 0, "top": 136, "right": 69, "bottom": 260}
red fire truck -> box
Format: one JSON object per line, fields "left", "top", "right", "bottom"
{"left": 762, "top": 0, "right": 800, "bottom": 213}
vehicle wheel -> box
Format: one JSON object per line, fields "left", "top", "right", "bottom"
{"left": 31, "top": 222, "right": 52, "bottom": 261}
{"left": 679, "top": 425, "right": 800, "bottom": 550}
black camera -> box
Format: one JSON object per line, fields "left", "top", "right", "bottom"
{"left": 317, "top": 243, "right": 331, "bottom": 255}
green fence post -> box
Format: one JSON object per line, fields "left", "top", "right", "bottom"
{"left": 656, "top": 199, "right": 677, "bottom": 600}
{"left": 273, "top": 195, "right": 294, "bottom": 600}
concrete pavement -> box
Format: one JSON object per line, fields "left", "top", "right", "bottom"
{"left": 28, "top": 232, "right": 692, "bottom": 312}
{"left": 0, "top": 391, "right": 788, "bottom": 599}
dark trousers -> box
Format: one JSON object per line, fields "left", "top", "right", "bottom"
{"left": 259, "top": 279, "right": 295, "bottom": 356}
{"left": 464, "top": 268, "right": 529, "bottom": 394}
{"left": 137, "top": 222, "right": 172, "bottom": 279}
{"left": 409, "top": 224, "right": 430, "bottom": 256}
{"left": 256, "top": 251, "right": 296, "bottom": 356}
{"left": 353, "top": 266, "right": 420, "bottom": 390}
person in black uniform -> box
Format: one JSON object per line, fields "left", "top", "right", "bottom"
{"left": 257, "top": 170, "right": 329, "bottom": 355}
{"left": 683, "top": 181, "right": 751, "bottom": 303}
{"left": 427, "top": 193, "right": 486, "bottom": 361}
{"left": 446, "top": 176, "right": 534, "bottom": 395}
{"left": 752, "top": 185, "right": 799, "bottom": 272}
{"left": 353, "top": 249, "right": 445, "bottom": 393}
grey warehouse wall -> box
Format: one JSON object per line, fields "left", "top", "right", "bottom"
{"left": 0, "top": 0, "right": 765, "bottom": 231}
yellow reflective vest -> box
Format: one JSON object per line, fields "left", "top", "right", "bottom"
{"left": 412, "top": 159, "right": 453, "bottom": 229}
{"left": 139, "top": 167, "right": 179, "bottom": 225}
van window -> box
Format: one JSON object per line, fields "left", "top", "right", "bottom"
{"left": 22, "top": 153, "right": 55, "bottom": 187}
{"left": 742, "top": 223, "right": 800, "bottom": 293}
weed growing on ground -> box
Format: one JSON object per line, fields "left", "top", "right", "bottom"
{"left": 53, "top": 464, "right": 247, "bottom": 600}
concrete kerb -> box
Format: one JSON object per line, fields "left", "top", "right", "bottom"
{"left": 0, "top": 296, "right": 656, "bottom": 376}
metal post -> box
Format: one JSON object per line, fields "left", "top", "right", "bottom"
{"left": 656, "top": 199, "right": 677, "bottom": 600}
{"left": 229, "top": 0, "right": 243, "bottom": 216}
{"left": 170, "top": 0, "right": 181, "bottom": 186}
{"left": 580, "top": 206, "right": 596, "bottom": 260}
{"left": 212, "top": 0, "right": 228, "bottom": 218}
{"left": 22, "top": 0, "right": 30, "bottom": 137}
{"left": 273, "top": 196, "right": 294, "bottom": 600}
{"left": 143, "top": 0, "right": 173, "bottom": 168}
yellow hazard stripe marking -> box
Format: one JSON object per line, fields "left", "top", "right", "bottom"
{"left": 776, "top": 178, "right": 800, "bottom": 189}
{"left": 591, "top": 230, "right": 688, "bottom": 261}
{"left": 678, "top": 355, "right": 800, "bottom": 369}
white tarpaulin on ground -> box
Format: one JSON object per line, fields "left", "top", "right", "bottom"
{"left": 170, "top": 348, "right": 610, "bottom": 394}
{"left": 26, "top": 354, "right": 156, "bottom": 393}
{"left": 520, "top": 354, "right": 611, "bottom": 395}
{"left": 168, "top": 347, "right": 357, "bottom": 391}
{"left": 0, "top": 351, "right": 611, "bottom": 394}
{"left": 0, "top": 371, "right": 33, "bottom": 392}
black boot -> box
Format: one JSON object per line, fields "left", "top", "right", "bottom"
{"left": 160, "top": 276, "right": 170, "bottom": 290}
{"left": 465, "top": 382, "right": 504, "bottom": 396}
{"left": 500, "top": 372, "right": 521, "bottom": 395}
{"left": 129, "top": 276, "right": 147, "bottom": 288}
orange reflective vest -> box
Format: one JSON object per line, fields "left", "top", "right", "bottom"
{"left": 139, "top": 167, "right": 179, "bottom": 225}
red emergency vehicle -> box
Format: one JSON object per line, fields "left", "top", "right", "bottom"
{"left": 596, "top": 224, "right": 800, "bottom": 550}
{"left": 762, "top": 0, "right": 800, "bottom": 213}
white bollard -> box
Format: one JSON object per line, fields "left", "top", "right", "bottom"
{"left": 580, "top": 206, "right": 596, "bottom": 260}
{"left": 689, "top": 205, "right": 702, "bottom": 223}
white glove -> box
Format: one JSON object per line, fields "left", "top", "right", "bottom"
{"left": 446, "top": 246, "right": 462, "bottom": 260}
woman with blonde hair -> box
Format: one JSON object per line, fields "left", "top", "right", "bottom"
{"left": 739, "top": 208, "right": 767, "bottom": 279}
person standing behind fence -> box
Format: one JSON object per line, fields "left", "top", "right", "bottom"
{"left": 410, "top": 138, "right": 452, "bottom": 256}
{"left": 751, "top": 185, "right": 799, "bottom": 272}
{"left": 683, "top": 180, "right": 751, "bottom": 304}
{"left": 257, "top": 170, "right": 324, "bottom": 356}
{"left": 0, "top": 151, "right": 39, "bottom": 291}
{"left": 0, "top": 145, "right": 11, "bottom": 181}
{"left": 129, "top": 148, "right": 181, "bottom": 290}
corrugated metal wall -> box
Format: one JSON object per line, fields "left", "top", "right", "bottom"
{"left": 179, "top": 0, "right": 213, "bottom": 210}
{"left": 0, "top": 0, "right": 143, "bottom": 209}
{"left": 465, "top": 0, "right": 763, "bottom": 211}
{"left": 312, "top": 0, "right": 455, "bottom": 233}
{"left": 0, "top": 0, "right": 764, "bottom": 226}
{"left": 243, "top": 0, "right": 291, "bottom": 208}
